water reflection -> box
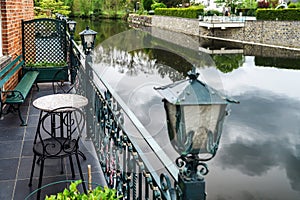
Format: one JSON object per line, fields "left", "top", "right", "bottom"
{"left": 95, "top": 46, "right": 192, "bottom": 81}
{"left": 80, "top": 19, "right": 300, "bottom": 199}
{"left": 212, "top": 54, "right": 245, "bottom": 73}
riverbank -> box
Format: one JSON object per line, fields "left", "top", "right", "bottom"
{"left": 128, "top": 14, "right": 300, "bottom": 48}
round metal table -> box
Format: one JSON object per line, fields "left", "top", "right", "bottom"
{"left": 33, "top": 94, "right": 88, "bottom": 112}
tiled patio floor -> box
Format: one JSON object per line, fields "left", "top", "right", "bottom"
{"left": 0, "top": 83, "right": 106, "bottom": 200}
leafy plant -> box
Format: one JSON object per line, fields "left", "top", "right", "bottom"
{"left": 45, "top": 180, "right": 121, "bottom": 200}
{"left": 151, "top": 3, "right": 167, "bottom": 10}
{"left": 26, "top": 61, "right": 67, "bottom": 68}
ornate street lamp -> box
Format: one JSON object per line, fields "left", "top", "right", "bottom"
{"left": 67, "top": 20, "right": 77, "bottom": 34}
{"left": 79, "top": 26, "right": 97, "bottom": 55}
{"left": 67, "top": 20, "right": 77, "bottom": 84}
{"left": 155, "top": 68, "right": 238, "bottom": 199}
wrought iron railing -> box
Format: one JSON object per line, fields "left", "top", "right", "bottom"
{"left": 68, "top": 31, "right": 206, "bottom": 200}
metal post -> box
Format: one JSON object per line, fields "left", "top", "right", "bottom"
{"left": 178, "top": 174, "right": 206, "bottom": 200}
{"left": 69, "top": 33, "right": 76, "bottom": 84}
{"left": 85, "top": 54, "right": 94, "bottom": 139}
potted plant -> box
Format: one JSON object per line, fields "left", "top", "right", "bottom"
{"left": 23, "top": 61, "right": 69, "bottom": 83}
{"left": 45, "top": 180, "right": 121, "bottom": 200}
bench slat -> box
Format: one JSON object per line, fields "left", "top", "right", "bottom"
{"left": 0, "top": 60, "right": 25, "bottom": 88}
{"left": 0, "top": 55, "right": 22, "bottom": 78}
{"left": 5, "top": 71, "right": 39, "bottom": 104}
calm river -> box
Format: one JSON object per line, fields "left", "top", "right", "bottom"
{"left": 75, "top": 18, "right": 300, "bottom": 200}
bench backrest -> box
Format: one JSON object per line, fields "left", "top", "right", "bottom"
{"left": 0, "top": 55, "right": 24, "bottom": 89}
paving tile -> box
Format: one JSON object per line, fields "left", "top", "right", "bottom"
{"left": 14, "top": 176, "right": 67, "bottom": 200}
{"left": 0, "top": 140, "right": 22, "bottom": 159}
{"left": 26, "top": 115, "right": 40, "bottom": 128}
{"left": 0, "top": 180, "right": 14, "bottom": 200}
{"left": 21, "top": 140, "right": 34, "bottom": 157}
{"left": 18, "top": 157, "right": 67, "bottom": 180}
{"left": 0, "top": 127, "right": 24, "bottom": 141}
{"left": 24, "top": 126, "right": 38, "bottom": 141}
{"left": 0, "top": 158, "right": 19, "bottom": 181}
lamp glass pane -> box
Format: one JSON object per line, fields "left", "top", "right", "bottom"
{"left": 69, "top": 24, "right": 75, "bottom": 31}
{"left": 183, "top": 104, "right": 227, "bottom": 153}
{"left": 85, "top": 35, "right": 94, "bottom": 48}
{"left": 165, "top": 102, "right": 177, "bottom": 141}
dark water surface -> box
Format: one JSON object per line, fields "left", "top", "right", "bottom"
{"left": 76, "top": 18, "right": 300, "bottom": 200}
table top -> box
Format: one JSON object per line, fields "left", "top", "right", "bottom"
{"left": 33, "top": 94, "right": 88, "bottom": 112}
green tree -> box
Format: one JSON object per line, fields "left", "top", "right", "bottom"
{"left": 79, "top": 0, "right": 92, "bottom": 16}
{"left": 35, "top": 0, "right": 71, "bottom": 17}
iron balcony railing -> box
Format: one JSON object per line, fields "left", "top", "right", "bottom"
{"left": 68, "top": 29, "right": 210, "bottom": 199}
{"left": 70, "top": 41, "right": 181, "bottom": 200}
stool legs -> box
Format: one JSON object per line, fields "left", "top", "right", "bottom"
{"left": 29, "top": 155, "right": 37, "bottom": 186}
{"left": 76, "top": 153, "right": 87, "bottom": 194}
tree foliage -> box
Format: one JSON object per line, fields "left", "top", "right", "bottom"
{"left": 34, "top": 0, "right": 71, "bottom": 17}
{"left": 36, "top": 0, "right": 130, "bottom": 18}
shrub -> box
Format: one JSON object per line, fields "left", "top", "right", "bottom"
{"left": 155, "top": 7, "right": 204, "bottom": 18}
{"left": 288, "top": 3, "right": 297, "bottom": 8}
{"left": 151, "top": 2, "right": 166, "bottom": 10}
{"left": 288, "top": 2, "right": 300, "bottom": 8}
{"left": 205, "top": 9, "right": 222, "bottom": 16}
{"left": 256, "top": 8, "right": 300, "bottom": 20}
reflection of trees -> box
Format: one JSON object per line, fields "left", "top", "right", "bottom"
{"left": 94, "top": 46, "right": 187, "bottom": 82}
{"left": 255, "top": 57, "right": 300, "bottom": 70}
{"left": 74, "top": 18, "right": 130, "bottom": 46}
{"left": 212, "top": 54, "right": 245, "bottom": 73}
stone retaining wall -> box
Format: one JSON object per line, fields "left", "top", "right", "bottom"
{"left": 129, "top": 14, "right": 300, "bottom": 48}
{"left": 213, "top": 21, "right": 300, "bottom": 48}
{"left": 151, "top": 16, "right": 199, "bottom": 36}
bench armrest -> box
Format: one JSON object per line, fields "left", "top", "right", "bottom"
{"left": 2, "top": 90, "right": 25, "bottom": 101}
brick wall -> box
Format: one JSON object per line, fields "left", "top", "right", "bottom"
{"left": 1, "top": 0, "right": 34, "bottom": 56}
{"left": 1, "top": 0, "right": 34, "bottom": 91}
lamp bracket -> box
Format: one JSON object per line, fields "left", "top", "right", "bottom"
{"left": 176, "top": 154, "right": 209, "bottom": 181}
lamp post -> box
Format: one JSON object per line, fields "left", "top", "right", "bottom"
{"left": 155, "top": 68, "right": 238, "bottom": 200}
{"left": 67, "top": 20, "right": 77, "bottom": 84}
{"left": 79, "top": 27, "right": 97, "bottom": 139}
{"left": 79, "top": 26, "right": 97, "bottom": 55}
{"left": 67, "top": 20, "right": 77, "bottom": 34}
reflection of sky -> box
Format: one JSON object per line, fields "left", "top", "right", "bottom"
{"left": 93, "top": 50, "right": 300, "bottom": 199}
{"left": 202, "top": 56, "right": 300, "bottom": 199}
{"left": 211, "top": 56, "right": 300, "bottom": 100}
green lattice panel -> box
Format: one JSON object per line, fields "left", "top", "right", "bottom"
{"left": 22, "top": 18, "right": 67, "bottom": 65}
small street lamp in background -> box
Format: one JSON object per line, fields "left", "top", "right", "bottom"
{"left": 67, "top": 20, "right": 77, "bottom": 35}
{"left": 79, "top": 26, "right": 97, "bottom": 55}
{"left": 67, "top": 20, "right": 77, "bottom": 84}
{"left": 155, "top": 67, "right": 238, "bottom": 200}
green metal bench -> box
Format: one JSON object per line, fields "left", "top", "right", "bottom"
{"left": 0, "top": 55, "right": 39, "bottom": 126}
